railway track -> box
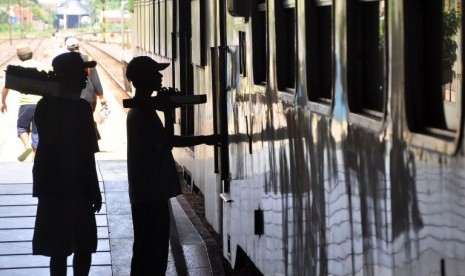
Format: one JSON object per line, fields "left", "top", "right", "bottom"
{"left": 79, "top": 41, "right": 128, "bottom": 92}
{"left": 78, "top": 40, "right": 132, "bottom": 114}
{"left": 0, "top": 38, "right": 46, "bottom": 68}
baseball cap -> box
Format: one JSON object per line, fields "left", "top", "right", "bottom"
{"left": 16, "top": 43, "right": 32, "bottom": 56}
{"left": 65, "top": 37, "right": 79, "bottom": 50}
{"left": 126, "top": 56, "right": 170, "bottom": 81}
{"left": 52, "top": 52, "right": 96, "bottom": 74}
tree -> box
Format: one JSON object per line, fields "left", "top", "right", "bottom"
{"left": 442, "top": 8, "right": 461, "bottom": 84}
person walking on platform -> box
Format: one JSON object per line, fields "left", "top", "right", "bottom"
{"left": 32, "top": 52, "right": 102, "bottom": 276}
{"left": 1, "top": 43, "right": 48, "bottom": 161}
{"left": 125, "top": 56, "right": 218, "bottom": 275}
{"left": 65, "top": 36, "right": 107, "bottom": 140}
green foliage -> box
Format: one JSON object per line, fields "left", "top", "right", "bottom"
{"left": 129, "top": 0, "right": 134, "bottom": 13}
{"left": 379, "top": 16, "right": 385, "bottom": 50}
{"left": 31, "top": 6, "right": 46, "bottom": 21}
{"left": 442, "top": 8, "right": 461, "bottom": 70}
{"left": 84, "top": 0, "right": 102, "bottom": 24}
{"left": 105, "top": 0, "right": 123, "bottom": 10}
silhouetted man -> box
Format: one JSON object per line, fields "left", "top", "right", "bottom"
{"left": 32, "top": 52, "right": 102, "bottom": 276}
{"left": 125, "top": 56, "right": 217, "bottom": 275}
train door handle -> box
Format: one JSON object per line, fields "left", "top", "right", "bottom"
{"left": 246, "top": 116, "right": 252, "bottom": 154}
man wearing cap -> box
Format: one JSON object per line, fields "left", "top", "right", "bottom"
{"left": 1, "top": 43, "right": 49, "bottom": 161}
{"left": 125, "top": 56, "right": 218, "bottom": 275}
{"left": 32, "top": 52, "right": 102, "bottom": 276}
{"left": 65, "top": 36, "right": 107, "bottom": 140}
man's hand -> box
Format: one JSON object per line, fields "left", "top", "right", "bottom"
{"left": 0, "top": 103, "right": 6, "bottom": 113}
{"left": 205, "top": 134, "right": 220, "bottom": 146}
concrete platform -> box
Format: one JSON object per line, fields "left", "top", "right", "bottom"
{"left": 0, "top": 36, "right": 224, "bottom": 275}
{"left": 0, "top": 161, "right": 225, "bottom": 276}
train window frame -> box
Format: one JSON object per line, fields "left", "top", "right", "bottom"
{"left": 306, "top": 0, "right": 334, "bottom": 114}
{"left": 347, "top": 0, "right": 387, "bottom": 129}
{"left": 144, "top": 0, "right": 148, "bottom": 51}
{"left": 275, "top": 0, "right": 296, "bottom": 94}
{"left": 137, "top": 0, "right": 143, "bottom": 49}
{"left": 191, "top": 0, "right": 206, "bottom": 66}
{"left": 160, "top": 0, "right": 166, "bottom": 56}
{"left": 148, "top": 0, "right": 154, "bottom": 53}
{"left": 252, "top": 0, "right": 267, "bottom": 91}
{"left": 166, "top": 0, "right": 173, "bottom": 58}
{"left": 142, "top": 0, "right": 148, "bottom": 50}
{"left": 154, "top": 0, "right": 160, "bottom": 54}
{"left": 403, "top": 0, "right": 464, "bottom": 155}
{"left": 134, "top": 0, "right": 140, "bottom": 49}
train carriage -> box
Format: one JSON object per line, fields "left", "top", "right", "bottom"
{"left": 132, "top": 0, "right": 465, "bottom": 275}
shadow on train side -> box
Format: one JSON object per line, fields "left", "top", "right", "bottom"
{"left": 232, "top": 247, "right": 264, "bottom": 275}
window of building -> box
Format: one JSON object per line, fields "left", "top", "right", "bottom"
{"left": 276, "top": 0, "right": 295, "bottom": 92}
{"left": 404, "top": 0, "right": 462, "bottom": 138}
{"left": 347, "top": 0, "right": 386, "bottom": 119}
{"left": 306, "top": 0, "right": 333, "bottom": 103}
{"left": 252, "top": 0, "right": 266, "bottom": 86}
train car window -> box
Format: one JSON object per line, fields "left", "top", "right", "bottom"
{"left": 137, "top": 0, "right": 142, "bottom": 49}
{"left": 276, "top": 0, "right": 296, "bottom": 92}
{"left": 144, "top": 0, "right": 149, "bottom": 51}
{"left": 239, "top": 31, "right": 247, "bottom": 77}
{"left": 148, "top": 0, "right": 154, "bottom": 53}
{"left": 191, "top": 0, "right": 206, "bottom": 66}
{"left": 347, "top": 0, "right": 386, "bottom": 119}
{"left": 166, "top": 0, "right": 173, "bottom": 58}
{"left": 143, "top": 0, "right": 147, "bottom": 51}
{"left": 306, "top": 0, "right": 333, "bottom": 104}
{"left": 134, "top": 0, "right": 140, "bottom": 48}
{"left": 141, "top": 2, "right": 145, "bottom": 49}
{"left": 252, "top": 0, "right": 266, "bottom": 86}
{"left": 154, "top": 0, "right": 160, "bottom": 54}
{"left": 404, "top": 0, "right": 463, "bottom": 139}
{"left": 160, "top": 0, "right": 166, "bottom": 56}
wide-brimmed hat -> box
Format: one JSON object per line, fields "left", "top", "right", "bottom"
{"left": 52, "top": 52, "right": 96, "bottom": 74}
{"left": 16, "top": 43, "right": 32, "bottom": 56}
{"left": 126, "top": 56, "right": 170, "bottom": 81}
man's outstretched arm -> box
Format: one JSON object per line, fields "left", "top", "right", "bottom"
{"left": 172, "top": 134, "right": 219, "bottom": 148}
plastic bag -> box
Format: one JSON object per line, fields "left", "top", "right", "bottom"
{"left": 93, "top": 105, "right": 111, "bottom": 124}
